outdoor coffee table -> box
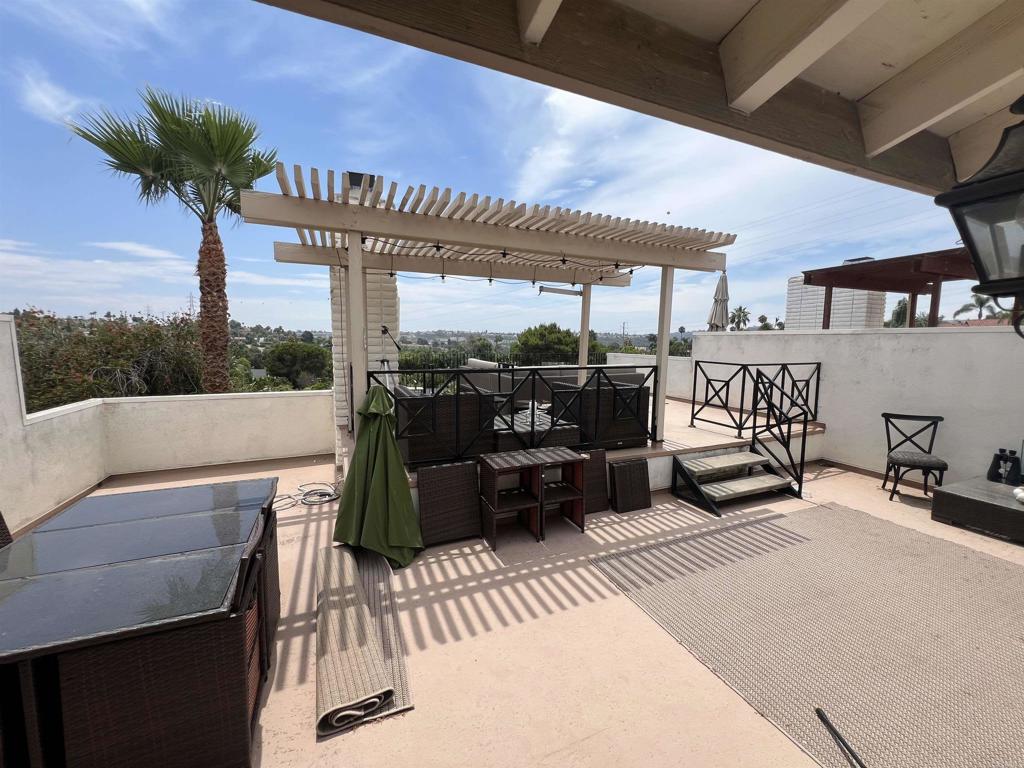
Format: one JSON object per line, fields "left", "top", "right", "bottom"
{"left": 0, "top": 478, "right": 279, "bottom": 768}
{"left": 931, "top": 476, "right": 1024, "bottom": 543}
{"left": 478, "top": 447, "right": 585, "bottom": 550}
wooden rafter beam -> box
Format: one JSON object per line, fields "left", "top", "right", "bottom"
{"left": 273, "top": 241, "right": 632, "bottom": 286}
{"left": 719, "top": 0, "right": 887, "bottom": 115}
{"left": 858, "top": 1, "right": 1024, "bottom": 158}
{"left": 255, "top": 0, "right": 956, "bottom": 194}
{"left": 518, "top": 0, "right": 562, "bottom": 45}
{"left": 242, "top": 191, "right": 726, "bottom": 271}
{"left": 949, "top": 106, "right": 1024, "bottom": 181}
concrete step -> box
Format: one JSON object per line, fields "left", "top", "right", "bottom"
{"left": 701, "top": 473, "right": 793, "bottom": 503}
{"left": 680, "top": 451, "right": 770, "bottom": 479}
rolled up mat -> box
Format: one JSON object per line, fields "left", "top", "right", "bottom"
{"left": 315, "top": 546, "right": 413, "bottom": 737}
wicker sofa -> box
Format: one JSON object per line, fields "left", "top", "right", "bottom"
{"left": 549, "top": 374, "right": 651, "bottom": 450}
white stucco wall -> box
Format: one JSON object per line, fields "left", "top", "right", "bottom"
{"left": 0, "top": 315, "right": 334, "bottom": 534}
{"left": 692, "top": 327, "right": 1024, "bottom": 482}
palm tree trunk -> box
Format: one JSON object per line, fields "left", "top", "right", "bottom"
{"left": 197, "top": 220, "right": 230, "bottom": 392}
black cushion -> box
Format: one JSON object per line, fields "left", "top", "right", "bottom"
{"left": 888, "top": 450, "right": 948, "bottom": 470}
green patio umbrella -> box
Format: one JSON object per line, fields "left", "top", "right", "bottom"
{"left": 334, "top": 385, "right": 422, "bottom": 568}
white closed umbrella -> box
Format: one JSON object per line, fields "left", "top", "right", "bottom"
{"left": 707, "top": 271, "right": 729, "bottom": 331}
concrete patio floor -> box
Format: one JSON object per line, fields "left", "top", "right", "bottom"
{"left": 92, "top": 456, "right": 1024, "bottom": 768}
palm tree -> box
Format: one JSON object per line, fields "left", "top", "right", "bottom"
{"left": 729, "top": 305, "right": 750, "bottom": 330}
{"left": 953, "top": 294, "right": 998, "bottom": 320}
{"left": 71, "top": 88, "right": 276, "bottom": 392}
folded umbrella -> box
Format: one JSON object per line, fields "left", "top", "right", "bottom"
{"left": 707, "top": 271, "right": 730, "bottom": 331}
{"left": 334, "top": 385, "right": 422, "bottom": 568}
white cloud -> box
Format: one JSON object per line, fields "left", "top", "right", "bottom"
{"left": 2, "top": 0, "right": 177, "bottom": 56}
{"left": 12, "top": 61, "right": 92, "bottom": 125}
{"left": 87, "top": 241, "right": 185, "bottom": 261}
{"left": 252, "top": 44, "right": 418, "bottom": 94}
{"left": 230, "top": 271, "right": 328, "bottom": 289}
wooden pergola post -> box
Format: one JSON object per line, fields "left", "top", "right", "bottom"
{"left": 927, "top": 282, "right": 942, "bottom": 327}
{"left": 908, "top": 292, "right": 918, "bottom": 327}
{"left": 654, "top": 267, "right": 674, "bottom": 442}
{"left": 347, "top": 231, "right": 368, "bottom": 432}
{"left": 821, "top": 285, "right": 833, "bottom": 329}
{"left": 577, "top": 283, "right": 592, "bottom": 385}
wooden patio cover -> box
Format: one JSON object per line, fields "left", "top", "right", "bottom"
{"left": 801, "top": 247, "right": 977, "bottom": 327}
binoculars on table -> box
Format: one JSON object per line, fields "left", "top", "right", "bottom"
{"left": 987, "top": 448, "right": 1022, "bottom": 485}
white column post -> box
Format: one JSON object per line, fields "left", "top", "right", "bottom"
{"left": 654, "top": 267, "right": 674, "bottom": 442}
{"left": 346, "top": 231, "right": 368, "bottom": 432}
{"left": 577, "top": 283, "right": 592, "bottom": 384}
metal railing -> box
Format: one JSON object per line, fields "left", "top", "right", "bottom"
{"left": 690, "top": 360, "right": 821, "bottom": 437}
{"left": 368, "top": 363, "right": 656, "bottom": 467}
{"left": 750, "top": 371, "right": 809, "bottom": 498}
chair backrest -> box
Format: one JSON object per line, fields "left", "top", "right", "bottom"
{"left": 881, "top": 413, "right": 943, "bottom": 454}
{"left": 0, "top": 509, "right": 12, "bottom": 548}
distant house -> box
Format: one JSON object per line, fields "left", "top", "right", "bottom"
{"left": 251, "top": 368, "right": 268, "bottom": 380}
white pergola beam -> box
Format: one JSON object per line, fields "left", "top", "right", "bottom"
{"left": 244, "top": 191, "right": 725, "bottom": 272}
{"left": 273, "top": 242, "right": 633, "bottom": 286}
{"left": 949, "top": 106, "right": 1023, "bottom": 182}
{"left": 858, "top": 1, "right": 1024, "bottom": 158}
{"left": 720, "top": 0, "right": 887, "bottom": 114}
{"left": 518, "top": 0, "right": 562, "bottom": 45}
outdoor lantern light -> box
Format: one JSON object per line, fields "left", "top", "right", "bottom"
{"left": 934, "top": 95, "right": 1024, "bottom": 339}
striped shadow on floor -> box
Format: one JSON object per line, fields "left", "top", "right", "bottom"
{"left": 591, "top": 503, "right": 1024, "bottom": 768}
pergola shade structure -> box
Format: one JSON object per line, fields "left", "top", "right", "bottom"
{"left": 256, "top": 0, "right": 1024, "bottom": 194}
{"left": 240, "top": 163, "right": 736, "bottom": 439}
{"left": 802, "top": 247, "right": 977, "bottom": 327}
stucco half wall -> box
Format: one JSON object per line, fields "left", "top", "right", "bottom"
{"left": 614, "top": 327, "right": 1023, "bottom": 483}
{"left": 0, "top": 315, "right": 334, "bottom": 534}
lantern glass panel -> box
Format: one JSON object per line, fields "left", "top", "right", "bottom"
{"left": 956, "top": 192, "right": 1024, "bottom": 282}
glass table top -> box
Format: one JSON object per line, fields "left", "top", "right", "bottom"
{"left": 0, "top": 546, "right": 245, "bottom": 660}
{"left": 0, "top": 507, "right": 261, "bottom": 580}
{"left": 38, "top": 478, "right": 275, "bottom": 531}
{"left": 0, "top": 478, "right": 277, "bottom": 662}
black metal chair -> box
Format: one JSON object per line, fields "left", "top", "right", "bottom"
{"left": 881, "top": 413, "right": 948, "bottom": 500}
{"left": 0, "top": 509, "right": 11, "bottom": 548}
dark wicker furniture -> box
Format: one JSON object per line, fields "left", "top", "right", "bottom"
{"left": 932, "top": 477, "right": 1024, "bottom": 543}
{"left": 0, "top": 479, "right": 279, "bottom": 768}
{"left": 881, "top": 413, "right": 948, "bottom": 500}
{"left": 582, "top": 449, "right": 609, "bottom": 514}
{"left": 417, "top": 460, "right": 481, "bottom": 546}
{"left": 478, "top": 447, "right": 586, "bottom": 550}
{"left": 0, "top": 510, "right": 11, "bottom": 548}
{"left": 609, "top": 458, "right": 652, "bottom": 513}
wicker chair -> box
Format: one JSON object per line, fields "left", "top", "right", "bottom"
{"left": 417, "top": 461, "right": 481, "bottom": 546}
{"left": 608, "top": 458, "right": 651, "bottom": 513}
{"left": 0, "top": 510, "right": 11, "bottom": 548}
{"left": 881, "top": 413, "right": 948, "bottom": 500}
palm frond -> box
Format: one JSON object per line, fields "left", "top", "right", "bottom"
{"left": 69, "top": 110, "right": 169, "bottom": 206}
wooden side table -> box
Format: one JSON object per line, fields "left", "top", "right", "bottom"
{"left": 479, "top": 450, "right": 543, "bottom": 551}
{"left": 932, "top": 476, "right": 1024, "bottom": 542}
{"left": 532, "top": 446, "right": 586, "bottom": 536}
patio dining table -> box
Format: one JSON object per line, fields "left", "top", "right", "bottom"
{"left": 0, "top": 477, "right": 280, "bottom": 768}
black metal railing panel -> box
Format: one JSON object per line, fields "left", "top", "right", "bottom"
{"left": 369, "top": 364, "right": 655, "bottom": 467}
{"left": 750, "top": 371, "right": 809, "bottom": 498}
{"left": 690, "top": 360, "right": 820, "bottom": 437}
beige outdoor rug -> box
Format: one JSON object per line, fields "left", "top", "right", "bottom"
{"left": 591, "top": 503, "right": 1024, "bottom": 767}
{"left": 315, "top": 546, "right": 412, "bottom": 737}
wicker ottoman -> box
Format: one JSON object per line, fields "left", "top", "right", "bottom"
{"left": 609, "top": 458, "right": 651, "bottom": 513}
{"left": 417, "top": 461, "right": 481, "bottom": 546}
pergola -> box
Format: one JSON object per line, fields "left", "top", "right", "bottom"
{"left": 802, "top": 247, "right": 977, "bottom": 327}
{"left": 240, "top": 163, "right": 736, "bottom": 438}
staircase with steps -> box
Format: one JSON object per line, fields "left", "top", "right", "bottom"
{"left": 670, "top": 449, "right": 798, "bottom": 517}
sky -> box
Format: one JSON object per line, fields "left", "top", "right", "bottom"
{"left": 0, "top": 0, "right": 971, "bottom": 334}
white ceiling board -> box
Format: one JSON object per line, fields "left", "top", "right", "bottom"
{"left": 612, "top": 0, "right": 758, "bottom": 42}
{"left": 801, "top": 0, "right": 1006, "bottom": 100}
{"left": 929, "top": 77, "right": 1023, "bottom": 137}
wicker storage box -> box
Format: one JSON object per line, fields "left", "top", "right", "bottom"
{"left": 609, "top": 458, "right": 651, "bottom": 513}
{"left": 417, "top": 461, "right": 481, "bottom": 546}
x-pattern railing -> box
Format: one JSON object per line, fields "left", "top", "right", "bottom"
{"left": 369, "top": 364, "right": 658, "bottom": 467}
{"left": 690, "top": 360, "right": 821, "bottom": 437}
{"left": 751, "top": 371, "right": 809, "bottom": 498}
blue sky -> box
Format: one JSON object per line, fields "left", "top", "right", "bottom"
{"left": 0, "top": 0, "right": 969, "bottom": 333}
